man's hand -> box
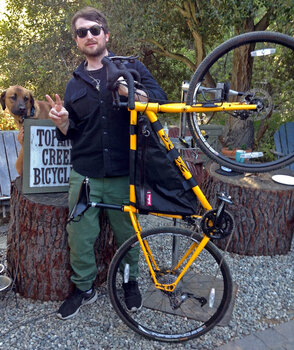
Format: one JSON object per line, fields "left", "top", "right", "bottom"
{"left": 117, "top": 77, "right": 148, "bottom": 102}
{"left": 117, "top": 77, "right": 128, "bottom": 97}
{"left": 46, "top": 94, "right": 69, "bottom": 135}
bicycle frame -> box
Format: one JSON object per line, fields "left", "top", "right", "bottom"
{"left": 102, "top": 33, "right": 294, "bottom": 342}
{"left": 89, "top": 100, "right": 257, "bottom": 292}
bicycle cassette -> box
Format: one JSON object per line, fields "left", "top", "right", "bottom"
{"left": 237, "top": 88, "right": 273, "bottom": 121}
{"left": 200, "top": 209, "right": 234, "bottom": 239}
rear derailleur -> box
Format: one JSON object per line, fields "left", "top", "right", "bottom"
{"left": 168, "top": 291, "right": 207, "bottom": 310}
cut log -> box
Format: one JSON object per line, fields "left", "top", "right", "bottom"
{"left": 201, "top": 162, "right": 294, "bottom": 256}
{"left": 6, "top": 177, "right": 116, "bottom": 301}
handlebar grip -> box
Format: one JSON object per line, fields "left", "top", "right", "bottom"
{"left": 102, "top": 56, "right": 136, "bottom": 110}
{"left": 126, "top": 68, "right": 141, "bottom": 84}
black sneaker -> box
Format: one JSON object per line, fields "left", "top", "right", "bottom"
{"left": 56, "top": 287, "right": 97, "bottom": 320}
{"left": 122, "top": 281, "right": 142, "bottom": 312}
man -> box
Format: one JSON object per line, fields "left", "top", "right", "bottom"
{"left": 46, "top": 7, "right": 167, "bottom": 320}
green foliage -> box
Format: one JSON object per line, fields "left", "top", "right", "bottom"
{"left": 0, "top": 110, "right": 17, "bottom": 130}
{"left": 0, "top": 0, "right": 91, "bottom": 98}
{"left": 0, "top": 0, "right": 293, "bottom": 135}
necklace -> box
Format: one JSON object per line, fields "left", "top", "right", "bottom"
{"left": 87, "top": 72, "right": 100, "bottom": 91}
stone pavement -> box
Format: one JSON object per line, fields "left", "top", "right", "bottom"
{"left": 216, "top": 320, "right": 294, "bottom": 350}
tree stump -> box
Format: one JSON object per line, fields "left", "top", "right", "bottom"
{"left": 201, "top": 162, "right": 294, "bottom": 256}
{"left": 6, "top": 177, "right": 116, "bottom": 301}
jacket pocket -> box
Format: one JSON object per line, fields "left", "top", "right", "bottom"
{"left": 70, "top": 87, "right": 95, "bottom": 119}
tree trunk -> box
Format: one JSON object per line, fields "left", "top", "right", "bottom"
{"left": 6, "top": 177, "right": 116, "bottom": 301}
{"left": 223, "top": 19, "right": 256, "bottom": 149}
{"left": 201, "top": 163, "right": 294, "bottom": 256}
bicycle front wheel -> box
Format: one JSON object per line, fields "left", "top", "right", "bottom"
{"left": 187, "top": 31, "right": 294, "bottom": 173}
{"left": 107, "top": 227, "right": 232, "bottom": 342}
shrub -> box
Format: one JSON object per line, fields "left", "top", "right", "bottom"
{"left": 0, "top": 110, "right": 17, "bottom": 130}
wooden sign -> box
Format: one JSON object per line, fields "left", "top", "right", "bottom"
{"left": 22, "top": 119, "right": 72, "bottom": 194}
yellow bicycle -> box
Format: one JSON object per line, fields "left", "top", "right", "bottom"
{"left": 70, "top": 31, "right": 294, "bottom": 342}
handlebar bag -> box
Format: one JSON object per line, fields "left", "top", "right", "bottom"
{"left": 134, "top": 115, "right": 199, "bottom": 216}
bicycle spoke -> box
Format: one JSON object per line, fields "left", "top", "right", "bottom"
{"left": 108, "top": 227, "right": 232, "bottom": 342}
{"left": 187, "top": 32, "right": 294, "bottom": 173}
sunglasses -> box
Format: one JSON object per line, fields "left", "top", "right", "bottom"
{"left": 76, "top": 25, "right": 104, "bottom": 38}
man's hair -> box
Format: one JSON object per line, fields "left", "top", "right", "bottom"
{"left": 71, "top": 7, "right": 109, "bottom": 36}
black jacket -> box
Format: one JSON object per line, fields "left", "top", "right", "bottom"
{"left": 56, "top": 56, "right": 167, "bottom": 178}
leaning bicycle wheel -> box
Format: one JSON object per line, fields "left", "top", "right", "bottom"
{"left": 187, "top": 31, "right": 294, "bottom": 173}
{"left": 108, "top": 226, "right": 232, "bottom": 342}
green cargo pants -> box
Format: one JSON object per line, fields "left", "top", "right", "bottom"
{"left": 67, "top": 169, "right": 139, "bottom": 291}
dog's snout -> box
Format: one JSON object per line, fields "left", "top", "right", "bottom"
{"left": 11, "top": 103, "right": 27, "bottom": 116}
{"left": 18, "top": 105, "right": 27, "bottom": 116}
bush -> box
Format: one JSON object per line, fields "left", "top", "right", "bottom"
{"left": 0, "top": 110, "right": 17, "bottom": 130}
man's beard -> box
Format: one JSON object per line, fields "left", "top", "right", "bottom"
{"left": 80, "top": 43, "right": 107, "bottom": 58}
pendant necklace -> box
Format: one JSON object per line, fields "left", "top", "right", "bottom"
{"left": 88, "top": 73, "right": 100, "bottom": 91}
{"left": 85, "top": 62, "right": 101, "bottom": 91}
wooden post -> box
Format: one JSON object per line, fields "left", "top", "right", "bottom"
{"left": 6, "top": 177, "right": 116, "bottom": 301}
{"left": 201, "top": 162, "right": 294, "bottom": 256}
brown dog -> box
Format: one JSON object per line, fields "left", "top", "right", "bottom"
{"left": 1, "top": 85, "right": 51, "bottom": 128}
{"left": 1, "top": 85, "right": 52, "bottom": 175}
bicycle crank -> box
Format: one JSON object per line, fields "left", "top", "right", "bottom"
{"left": 200, "top": 192, "right": 235, "bottom": 239}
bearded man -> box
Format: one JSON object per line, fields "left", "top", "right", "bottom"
{"left": 46, "top": 7, "right": 167, "bottom": 320}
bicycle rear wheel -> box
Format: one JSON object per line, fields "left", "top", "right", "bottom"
{"left": 107, "top": 226, "right": 232, "bottom": 342}
{"left": 187, "top": 31, "right": 294, "bottom": 173}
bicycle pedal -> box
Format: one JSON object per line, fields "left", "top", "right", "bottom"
{"left": 217, "top": 192, "right": 233, "bottom": 205}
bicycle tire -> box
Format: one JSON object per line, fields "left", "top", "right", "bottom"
{"left": 107, "top": 226, "right": 232, "bottom": 342}
{"left": 186, "top": 31, "right": 294, "bottom": 173}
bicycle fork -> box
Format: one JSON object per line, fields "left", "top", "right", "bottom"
{"left": 127, "top": 210, "right": 211, "bottom": 293}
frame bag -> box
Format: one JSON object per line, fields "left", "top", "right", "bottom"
{"left": 135, "top": 115, "right": 199, "bottom": 216}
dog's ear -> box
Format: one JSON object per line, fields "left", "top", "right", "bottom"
{"left": 29, "top": 92, "right": 35, "bottom": 107}
{"left": 0, "top": 90, "right": 6, "bottom": 110}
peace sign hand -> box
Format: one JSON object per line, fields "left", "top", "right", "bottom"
{"left": 46, "top": 94, "right": 69, "bottom": 135}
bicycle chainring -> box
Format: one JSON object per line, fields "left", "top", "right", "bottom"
{"left": 200, "top": 209, "right": 234, "bottom": 239}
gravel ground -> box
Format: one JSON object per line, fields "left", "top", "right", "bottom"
{"left": 0, "top": 216, "right": 293, "bottom": 350}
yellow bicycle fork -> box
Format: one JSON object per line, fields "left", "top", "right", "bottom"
{"left": 123, "top": 207, "right": 210, "bottom": 293}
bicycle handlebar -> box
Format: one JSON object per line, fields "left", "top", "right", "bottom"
{"left": 101, "top": 56, "right": 141, "bottom": 110}
{"left": 102, "top": 55, "right": 243, "bottom": 108}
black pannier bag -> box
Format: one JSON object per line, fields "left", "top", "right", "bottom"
{"left": 134, "top": 115, "right": 199, "bottom": 216}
